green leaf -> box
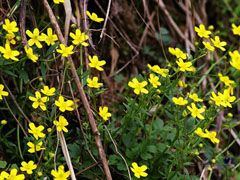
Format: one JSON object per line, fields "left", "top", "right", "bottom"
{"left": 146, "top": 145, "right": 157, "bottom": 153}
{"left": 0, "top": 161, "right": 7, "bottom": 168}
{"left": 140, "top": 152, "right": 152, "bottom": 160}
{"left": 68, "top": 143, "right": 81, "bottom": 159}
{"left": 41, "top": 63, "right": 47, "bottom": 82}
{"left": 46, "top": 42, "right": 59, "bottom": 57}
{"left": 19, "top": 70, "right": 29, "bottom": 84}
{"left": 185, "top": 117, "right": 195, "bottom": 134}
{"left": 154, "top": 118, "right": 164, "bottom": 130}
{"left": 108, "top": 155, "right": 119, "bottom": 165}
{"left": 10, "top": 164, "right": 18, "bottom": 170}
{"left": 3, "top": 70, "right": 17, "bottom": 77}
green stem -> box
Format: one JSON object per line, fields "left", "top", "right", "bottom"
{"left": 79, "top": 45, "right": 83, "bottom": 85}
{"left": 208, "top": 168, "right": 213, "bottom": 180}
{"left": 216, "top": 138, "right": 236, "bottom": 159}
{"left": 17, "top": 125, "right": 24, "bottom": 159}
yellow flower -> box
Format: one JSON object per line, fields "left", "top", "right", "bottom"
{"left": 2, "top": 19, "right": 19, "bottom": 33}
{"left": 210, "top": 91, "right": 222, "bottom": 106}
{"left": 202, "top": 41, "right": 215, "bottom": 52}
{"left": 128, "top": 78, "right": 148, "bottom": 95}
{"left": 86, "top": 11, "right": 104, "bottom": 23}
{"left": 187, "top": 103, "right": 205, "bottom": 120}
{"left": 26, "top": 28, "right": 44, "bottom": 48}
{"left": 204, "top": 129, "right": 220, "bottom": 144}
{"left": 24, "top": 46, "right": 38, "bottom": 62}
{"left": 70, "top": 29, "right": 89, "bottom": 46}
{"left": 41, "top": 86, "right": 56, "bottom": 96}
{"left": 88, "top": 55, "right": 106, "bottom": 71}
{"left": 51, "top": 165, "right": 70, "bottom": 180}
{"left": 1, "top": 120, "right": 7, "bottom": 125}
{"left": 229, "top": 50, "right": 240, "bottom": 70}
{"left": 220, "top": 89, "right": 236, "bottom": 108}
{"left": 53, "top": 0, "right": 65, "bottom": 4}
{"left": 210, "top": 36, "right": 227, "bottom": 51}
{"left": 53, "top": 115, "right": 69, "bottom": 132}
{"left": 195, "top": 24, "right": 211, "bottom": 38}
{"left": 130, "top": 162, "right": 148, "bottom": 179}
{"left": 41, "top": 28, "right": 58, "bottom": 46}
{"left": 232, "top": 23, "right": 240, "bottom": 36}
{"left": 86, "top": 77, "right": 103, "bottom": 88}
{"left": 218, "top": 73, "right": 235, "bottom": 87}
{"left": 194, "top": 127, "right": 207, "bottom": 138}
{"left": 168, "top": 47, "right": 187, "bottom": 59}
{"left": 210, "top": 90, "right": 236, "bottom": 108}
{"left": 20, "top": 161, "right": 37, "bottom": 174}
{"left": 178, "top": 80, "right": 187, "bottom": 88}
{"left": 28, "top": 123, "right": 45, "bottom": 140}
{"left": 55, "top": 96, "right": 74, "bottom": 112}
{"left": 37, "top": 171, "right": 43, "bottom": 176}
{"left": 27, "top": 141, "right": 45, "bottom": 153}
{"left": 56, "top": 44, "right": 74, "bottom": 57}
{"left": 99, "top": 106, "right": 112, "bottom": 121}
{"left": 176, "top": 58, "right": 195, "bottom": 72}
{"left": 29, "top": 91, "right": 48, "bottom": 111}
{"left": 148, "top": 74, "right": 161, "bottom": 88}
{"left": 172, "top": 97, "right": 188, "bottom": 106}
{"left": 5, "top": 33, "right": 16, "bottom": 45}
{"left": 1, "top": 169, "right": 25, "bottom": 180}
{"left": 0, "top": 84, "right": 9, "bottom": 100}
{"left": 0, "top": 43, "right": 20, "bottom": 61}
{"left": 147, "top": 64, "right": 169, "bottom": 77}
{"left": 189, "top": 93, "right": 203, "bottom": 102}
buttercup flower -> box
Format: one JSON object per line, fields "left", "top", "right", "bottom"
{"left": 229, "top": 50, "right": 240, "bottom": 70}
{"left": 28, "top": 123, "right": 45, "bottom": 140}
{"left": 232, "top": 23, "right": 240, "bottom": 36}
{"left": 172, "top": 97, "right": 188, "bottom": 106}
{"left": 0, "top": 84, "right": 9, "bottom": 100}
{"left": 128, "top": 78, "right": 148, "bottom": 95}
{"left": 51, "top": 165, "right": 71, "bottom": 180}
{"left": 218, "top": 73, "right": 235, "bottom": 87}
{"left": 20, "top": 161, "right": 37, "bottom": 174}
{"left": 87, "top": 77, "right": 103, "bottom": 88}
{"left": 27, "top": 141, "right": 45, "bottom": 153}
{"left": 130, "top": 162, "right": 148, "bottom": 179}
{"left": 178, "top": 80, "right": 187, "bottom": 88}
{"left": 187, "top": 103, "right": 205, "bottom": 120}
{"left": 176, "top": 59, "right": 195, "bottom": 72}
{"left": 41, "top": 86, "right": 56, "bottom": 96}
{"left": 56, "top": 44, "right": 74, "bottom": 57}
{"left": 70, "top": 29, "right": 89, "bottom": 46}
{"left": 202, "top": 41, "right": 215, "bottom": 52}
{"left": 5, "top": 33, "right": 16, "bottom": 45}
{"left": 53, "top": 0, "right": 65, "bottom": 4}
{"left": 24, "top": 46, "right": 38, "bottom": 62}
{"left": 99, "top": 106, "right": 112, "bottom": 121}
{"left": 0, "top": 43, "right": 20, "bottom": 61}
{"left": 189, "top": 93, "right": 203, "bottom": 102}
{"left": 195, "top": 128, "right": 219, "bottom": 144}
{"left": 88, "top": 55, "right": 106, "bottom": 71}
{"left": 147, "top": 64, "right": 169, "bottom": 77}
{"left": 86, "top": 11, "right": 104, "bottom": 22}
{"left": 53, "top": 115, "right": 69, "bottom": 132}
{"left": 29, "top": 91, "right": 48, "bottom": 111}
{"left": 1, "top": 169, "right": 25, "bottom": 180}
{"left": 168, "top": 47, "right": 187, "bottom": 59}
{"left": 55, "top": 96, "right": 74, "bottom": 112}
{"left": 2, "top": 19, "right": 19, "bottom": 33}
{"left": 195, "top": 24, "right": 211, "bottom": 38}
{"left": 148, "top": 74, "right": 161, "bottom": 88}
{"left": 26, "top": 28, "right": 44, "bottom": 48}
{"left": 41, "top": 28, "right": 58, "bottom": 46}
{"left": 211, "top": 36, "right": 227, "bottom": 51}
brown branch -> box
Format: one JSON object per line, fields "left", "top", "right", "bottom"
{"left": 20, "top": 0, "right": 28, "bottom": 47}
{"left": 99, "top": 0, "right": 112, "bottom": 40}
{"left": 41, "top": 1, "right": 112, "bottom": 179}
{"left": 75, "top": 162, "right": 101, "bottom": 176}
{"left": 1, "top": 77, "right": 31, "bottom": 124}
{"left": 2, "top": 97, "right": 27, "bottom": 137}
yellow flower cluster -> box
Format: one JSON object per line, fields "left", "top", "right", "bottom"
{"left": 195, "top": 24, "right": 227, "bottom": 52}
{"left": 210, "top": 88, "right": 236, "bottom": 108}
